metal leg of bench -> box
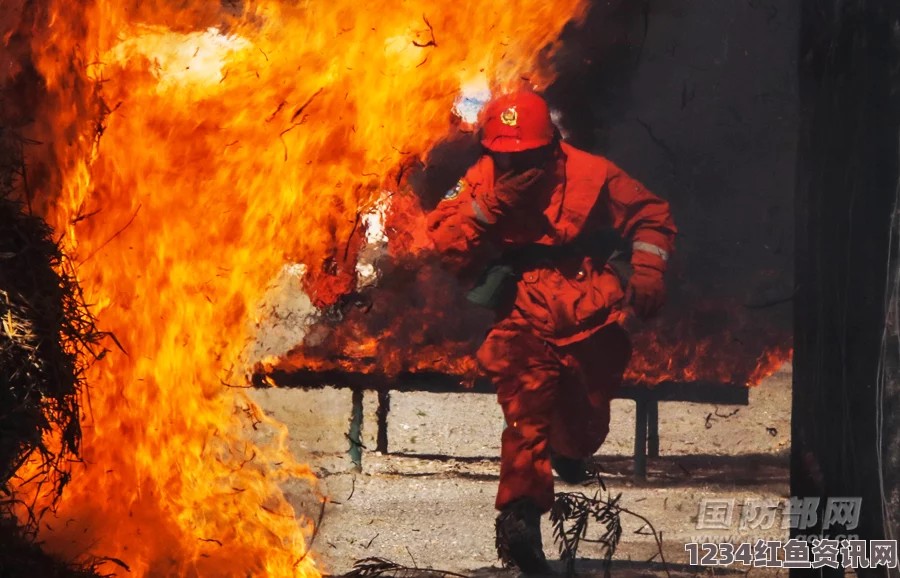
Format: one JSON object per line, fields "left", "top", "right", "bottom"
{"left": 376, "top": 390, "right": 390, "bottom": 454}
{"left": 634, "top": 398, "right": 648, "bottom": 480}
{"left": 349, "top": 389, "right": 364, "bottom": 472}
{"left": 647, "top": 399, "right": 659, "bottom": 458}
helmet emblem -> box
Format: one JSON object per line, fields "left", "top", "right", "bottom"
{"left": 500, "top": 107, "right": 518, "bottom": 126}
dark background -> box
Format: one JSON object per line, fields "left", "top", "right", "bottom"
{"left": 549, "top": 0, "right": 796, "bottom": 316}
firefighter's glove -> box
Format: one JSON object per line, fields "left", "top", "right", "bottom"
{"left": 626, "top": 249, "right": 667, "bottom": 319}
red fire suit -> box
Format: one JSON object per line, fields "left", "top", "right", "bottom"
{"left": 426, "top": 142, "right": 676, "bottom": 512}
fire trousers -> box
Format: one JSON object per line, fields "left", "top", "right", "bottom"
{"left": 477, "top": 320, "right": 632, "bottom": 513}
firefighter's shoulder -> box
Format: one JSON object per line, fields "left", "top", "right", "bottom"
{"left": 560, "top": 142, "right": 611, "bottom": 191}
{"left": 440, "top": 156, "right": 491, "bottom": 203}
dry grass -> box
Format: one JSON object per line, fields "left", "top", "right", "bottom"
{"left": 0, "top": 128, "right": 105, "bottom": 577}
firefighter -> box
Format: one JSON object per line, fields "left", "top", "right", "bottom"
{"left": 424, "top": 91, "right": 676, "bottom": 573}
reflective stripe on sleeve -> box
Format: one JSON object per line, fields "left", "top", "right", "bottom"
{"left": 632, "top": 241, "right": 669, "bottom": 261}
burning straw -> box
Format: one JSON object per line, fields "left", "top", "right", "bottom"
{"left": 0, "top": 127, "right": 105, "bottom": 570}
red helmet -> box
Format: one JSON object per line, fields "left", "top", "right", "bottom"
{"left": 479, "top": 91, "right": 554, "bottom": 152}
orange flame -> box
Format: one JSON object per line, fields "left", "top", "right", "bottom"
{"left": 9, "top": 0, "right": 588, "bottom": 575}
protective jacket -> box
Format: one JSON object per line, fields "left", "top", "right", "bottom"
{"left": 426, "top": 142, "right": 676, "bottom": 346}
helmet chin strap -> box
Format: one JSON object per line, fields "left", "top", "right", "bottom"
{"left": 492, "top": 153, "right": 513, "bottom": 172}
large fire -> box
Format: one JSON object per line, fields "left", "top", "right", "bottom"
{"left": 5, "top": 0, "right": 587, "bottom": 575}
{"left": 264, "top": 185, "right": 792, "bottom": 387}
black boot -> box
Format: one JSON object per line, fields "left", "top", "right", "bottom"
{"left": 495, "top": 498, "right": 551, "bottom": 574}
{"left": 551, "top": 453, "right": 590, "bottom": 485}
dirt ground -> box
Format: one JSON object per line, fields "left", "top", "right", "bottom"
{"left": 249, "top": 362, "right": 792, "bottom": 577}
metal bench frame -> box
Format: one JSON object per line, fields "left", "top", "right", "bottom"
{"left": 260, "top": 369, "right": 749, "bottom": 480}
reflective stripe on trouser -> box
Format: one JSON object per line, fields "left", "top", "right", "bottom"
{"left": 477, "top": 321, "right": 632, "bottom": 513}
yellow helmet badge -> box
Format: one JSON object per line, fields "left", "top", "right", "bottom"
{"left": 500, "top": 107, "right": 518, "bottom": 126}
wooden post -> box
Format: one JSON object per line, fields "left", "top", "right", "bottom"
{"left": 634, "top": 398, "right": 648, "bottom": 480}
{"left": 647, "top": 399, "right": 659, "bottom": 458}
{"left": 376, "top": 389, "right": 390, "bottom": 454}
{"left": 348, "top": 388, "right": 364, "bottom": 471}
